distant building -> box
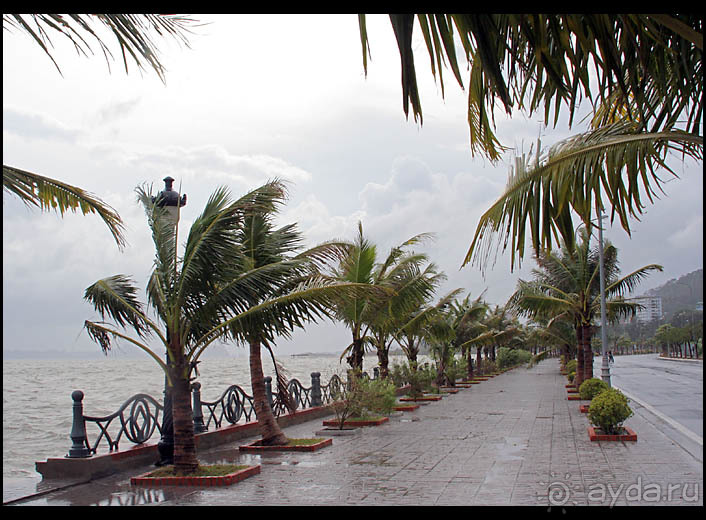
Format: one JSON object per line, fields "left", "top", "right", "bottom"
{"left": 632, "top": 296, "right": 663, "bottom": 322}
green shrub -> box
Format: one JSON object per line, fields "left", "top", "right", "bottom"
{"left": 330, "top": 374, "right": 397, "bottom": 428}
{"left": 497, "top": 347, "right": 532, "bottom": 369}
{"left": 566, "top": 359, "right": 577, "bottom": 374}
{"left": 390, "top": 362, "right": 435, "bottom": 397}
{"left": 587, "top": 388, "right": 633, "bottom": 435}
{"left": 568, "top": 371, "right": 575, "bottom": 383}
{"left": 579, "top": 378, "right": 610, "bottom": 400}
{"left": 444, "top": 356, "right": 467, "bottom": 383}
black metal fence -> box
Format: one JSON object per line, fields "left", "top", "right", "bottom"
{"left": 66, "top": 371, "right": 355, "bottom": 458}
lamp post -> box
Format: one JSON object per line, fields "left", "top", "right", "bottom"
{"left": 597, "top": 208, "right": 611, "bottom": 386}
{"left": 152, "top": 176, "right": 186, "bottom": 466}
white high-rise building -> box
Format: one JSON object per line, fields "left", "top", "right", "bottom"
{"left": 632, "top": 296, "right": 663, "bottom": 322}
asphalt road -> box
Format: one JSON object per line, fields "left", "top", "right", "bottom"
{"left": 600, "top": 353, "right": 703, "bottom": 461}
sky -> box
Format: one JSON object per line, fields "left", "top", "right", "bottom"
{"left": 3, "top": 14, "right": 703, "bottom": 360}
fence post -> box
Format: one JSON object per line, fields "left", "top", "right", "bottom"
{"left": 66, "top": 390, "right": 92, "bottom": 458}
{"left": 191, "top": 382, "right": 208, "bottom": 433}
{"left": 310, "top": 372, "right": 322, "bottom": 407}
{"left": 264, "top": 376, "right": 274, "bottom": 409}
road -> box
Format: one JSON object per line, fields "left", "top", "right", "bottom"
{"left": 597, "top": 353, "right": 703, "bottom": 461}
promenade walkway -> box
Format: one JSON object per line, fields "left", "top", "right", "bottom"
{"left": 10, "top": 358, "right": 703, "bottom": 506}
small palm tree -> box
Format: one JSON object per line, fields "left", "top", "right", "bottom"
{"left": 448, "top": 294, "right": 491, "bottom": 380}
{"left": 508, "top": 228, "right": 662, "bottom": 386}
{"left": 333, "top": 222, "right": 431, "bottom": 374}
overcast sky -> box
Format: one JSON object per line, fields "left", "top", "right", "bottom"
{"left": 3, "top": 14, "right": 703, "bottom": 359}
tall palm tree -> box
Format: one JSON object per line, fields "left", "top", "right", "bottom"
{"left": 226, "top": 192, "right": 360, "bottom": 446}
{"left": 83, "top": 180, "right": 371, "bottom": 470}
{"left": 4, "top": 15, "right": 196, "bottom": 249}
{"left": 508, "top": 228, "right": 662, "bottom": 386}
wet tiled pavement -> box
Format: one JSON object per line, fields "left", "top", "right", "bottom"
{"left": 9, "top": 358, "right": 703, "bottom": 506}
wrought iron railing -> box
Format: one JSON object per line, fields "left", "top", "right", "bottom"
{"left": 66, "top": 370, "right": 372, "bottom": 458}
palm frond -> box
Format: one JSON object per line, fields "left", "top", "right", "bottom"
{"left": 4, "top": 164, "right": 126, "bottom": 249}
{"left": 3, "top": 14, "right": 197, "bottom": 82}
{"left": 463, "top": 123, "right": 703, "bottom": 272}
{"left": 83, "top": 275, "right": 159, "bottom": 340}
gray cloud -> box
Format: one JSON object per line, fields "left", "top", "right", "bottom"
{"left": 3, "top": 106, "right": 81, "bottom": 142}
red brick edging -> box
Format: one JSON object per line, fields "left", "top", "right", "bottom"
{"left": 130, "top": 464, "right": 260, "bottom": 487}
{"left": 399, "top": 396, "right": 443, "bottom": 402}
{"left": 588, "top": 426, "right": 637, "bottom": 442}
{"left": 239, "top": 438, "right": 332, "bottom": 452}
{"left": 393, "top": 404, "right": 420, "bottom": 411}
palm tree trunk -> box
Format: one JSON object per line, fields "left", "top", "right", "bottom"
{"left": 170, "top": 360, "right": 199, "bottom": 475}
{"left": 575, "top": 328, "right": 585, "bottom": 388}
{"left": 377, "top": 347, "right": 390, "bottom": 379}
{"left": 348, "top": 336, "right": 365, "bottom": 372}
{"left": 466, "top": 347, "right": 475, "bottom": 380}
{"left": 249, "top": 339, "right": 288, "bottom": 446}
{"left": 584, "top": 331, "right": 594, "bottom": 382}
{"left": 476, "top": 346, "right": 483, "bottom": 375}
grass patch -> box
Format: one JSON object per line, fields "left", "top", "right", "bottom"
{"left": 286, "top": 438, "right": 324, "bottom": 446}
{"left": 145, "top": 463, "right": 250, "bottom": 478}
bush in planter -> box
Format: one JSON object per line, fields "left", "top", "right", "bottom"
{"left": 391, "top": 362, "right": 436, "bottom": 397}
{"left": 566, "top": 359, "right": 577, "bottom": 375}
{"left": 330, "top": 373, "right": 398, "bottom": 429}
{"left": 579, "top": 378, "right": 609, "bottom": 400}
{"left": 568, "top": 371, "right": 576, "bottom": 383}
{"left": 587, "top": 388, "right": 634, "bottom": 435}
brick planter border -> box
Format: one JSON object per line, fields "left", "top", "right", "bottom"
{"left": 579, "top": 404, "right": 590, "bottom": 413}
{"left": 322, "top": 416, "right": 389, "bottom": 427}
{"left": 588, "top": 426, "right": 637, "bottom": 442}
{"left": 239, "top": 438, "right": 332, "bottom": 452}
{"left": 399, "top": 395, "right": 443, "bottom": 402}
{"left": 393, "top": 404, "right": 420, "bottom": 411}
{"left": 439, "top": 388, "right": 460, "bottom": 393}
{"left": 131, "top": 464, "right": 260, "bottom": 487}
{"left": 567, "top": 395, "right": 582, "bottom": 400}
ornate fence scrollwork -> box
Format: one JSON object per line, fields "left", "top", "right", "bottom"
{"left": 202, "top": 384, "right": 256, "bottom": 429}
{"left": 82, "top": 393, "right": 164, "bottom": 454}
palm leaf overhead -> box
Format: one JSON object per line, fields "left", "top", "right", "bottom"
{"left": 463, "top": 123, "right": 703, "bottom": 272}
{"left": 4, "top": 165, "right": 127, "bottom": 249}
{"left": 359, "top": 14, "right": 702, "bottom": 161}
{"left": 3, "top": 14, "right": 196, "bottom": 82}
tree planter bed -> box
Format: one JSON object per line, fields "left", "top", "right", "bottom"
{"left": 567, "top": 395, "right": 582, "bottom": 400}
{"left": 322, "top": 416, "right": 389, "bottom": 427}
{"left": 579, "top": 404, "right": 590, "bottom": 413}
{"left": 439, "top": 388, "right": 460, "bottom": 393}
{"left": 131, "top": 464, "right": 260, "bottom": 487}
{"left": 239, "top": 438, "right": 332, "bottom": 452}
{"left": 588, "top": 426, "right": 637, "bottom": 442}
{"left": 567, "top": 388, "right": 579, "bottom": 393}
{"left": 565, "top": 384, "right": 576, "bottom": 388}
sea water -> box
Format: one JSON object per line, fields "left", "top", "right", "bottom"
{"left": 2, "top": 352, "right": 422, "bottom": 502}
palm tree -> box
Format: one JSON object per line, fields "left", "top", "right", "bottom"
{"left": 446, "top": 294, "right": 490, "bottom": 380}
{"left": 508, "top": 228, "right": 662, "bottom": 386}
{"left": 225, "top": 192, "right": 360, "bottom": 446}
{"left": 4, "top": 15, "right": 196, "bottom": 249}
{"left": 83, "top": 180, "right": 371, "bottom": 470}
{"left": 367, "top": 254, "right": 449, "bottom": 379}
{"left": 333, "top": 222, "right": 431, "bottom": 375}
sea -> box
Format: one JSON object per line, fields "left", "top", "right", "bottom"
{"left": 2, "top": 351, "right": 426, "bottom": 502}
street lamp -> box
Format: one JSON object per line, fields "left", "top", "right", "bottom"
{"left": 597, "top": 208, "right": 611, "bottom": 387}
{"left": 152, "top": 176, "right": 187, "bottom": 467}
